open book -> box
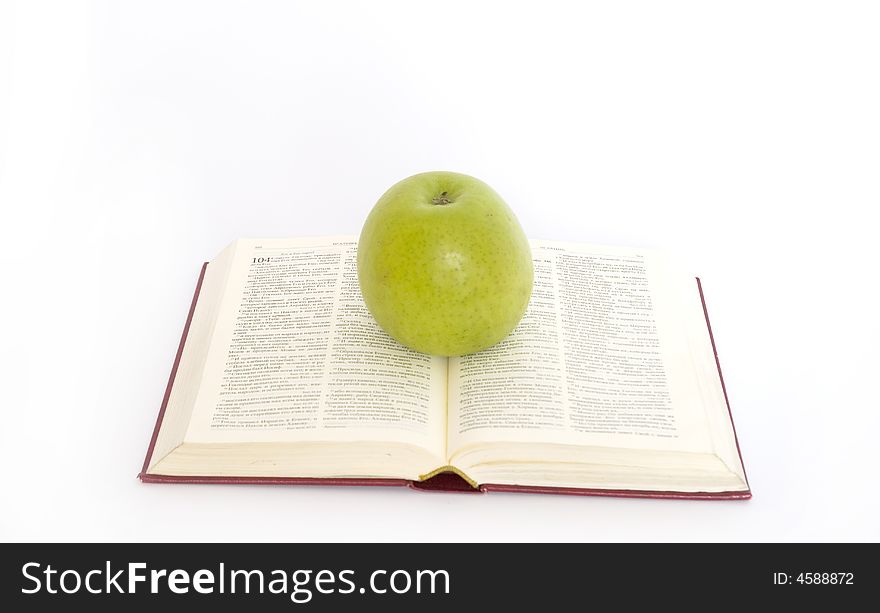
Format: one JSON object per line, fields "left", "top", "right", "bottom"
{"left": 140, "top": 237, "right": 750, "bottom": 499}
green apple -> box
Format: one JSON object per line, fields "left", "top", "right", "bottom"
{"left": 357, "top": 171, "right": 533, "bottom": 356}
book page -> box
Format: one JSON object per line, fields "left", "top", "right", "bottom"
{"left": 447, "top": 240, "right": 720, "bottom": 456}
{"left": 183, "top": 237, "right": 447, "bottom": 457}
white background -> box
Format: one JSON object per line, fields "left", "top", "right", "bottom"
{"left": 1, "top": 1, "right": 878, "bottom": 542}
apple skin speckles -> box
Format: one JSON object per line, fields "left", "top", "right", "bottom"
{"left": 357, "top": 171, "right": 534, "bottom": 357}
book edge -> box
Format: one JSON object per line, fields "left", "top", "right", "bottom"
{"left": 695, "top": 276, "right": 751, "bottom": 495}
{"left": 478, "top": 483, "right": 751, "bottom": 500}
{"left": 139, "top": 262, "right": 209, "bottom": 479}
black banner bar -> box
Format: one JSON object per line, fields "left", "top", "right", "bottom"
{"left": 1, "top": 544, "right": 877, "bottom": 610}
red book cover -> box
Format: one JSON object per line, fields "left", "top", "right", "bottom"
{"left": 140, "top": 264, "right": 750, "bottom": 500}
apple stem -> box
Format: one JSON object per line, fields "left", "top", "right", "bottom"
{"left": 432, "top": 191, "right": 453, "bottom": 205}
